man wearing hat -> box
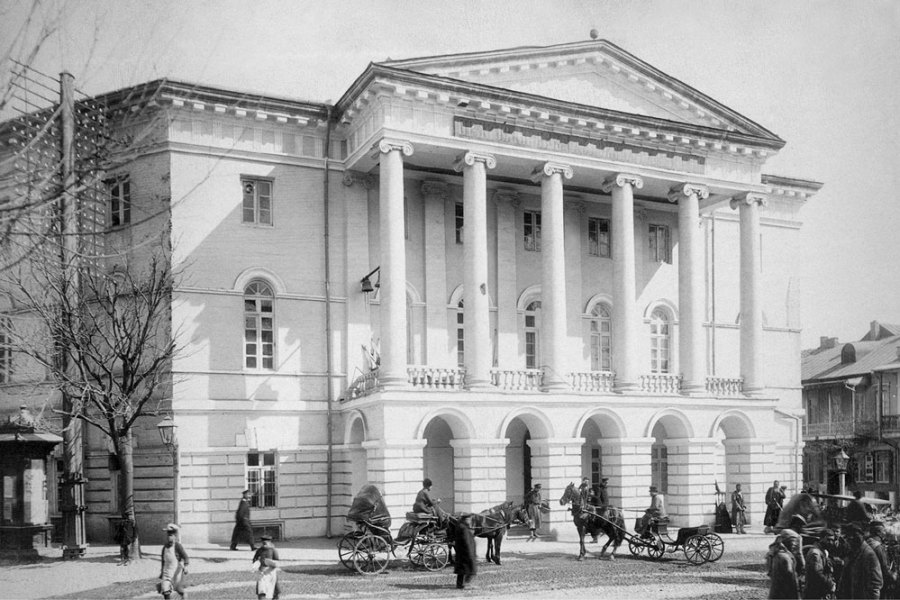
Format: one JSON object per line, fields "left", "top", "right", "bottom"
{"left": 525, "top": 483, "right": 543, "bottom": 539}
{"left": 839, "top": 522, "right": 883, "bottom": 600}
{"left": 412, "top": 478, "right": 441, "bottom": 516}
{"left": 252, "top": 534, "right": 281, "bottom": 599}
{"left": 639, "top": 485, "right": 666, "bottom": 537}
{"left": 804, "top": 528, "right": 839, "bottom": 599}
{"left": 231, "top": 489, "right": 258, "bottom": 551}
{"left": 867, "top": 521, "right": 895, "bottom": 598}
{"left": 158, "top": 524, "right": 188, "bottom": 600}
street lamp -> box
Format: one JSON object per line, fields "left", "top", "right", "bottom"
{"left": 834, "top": 449, "right": 850, "bottom": 496}
{"left": 156, "top": 417, "right": 179, "bottom": 527}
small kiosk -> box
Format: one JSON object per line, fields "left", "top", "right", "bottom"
{"left": 0, "top": 406, "right": 62, "bottom": 560}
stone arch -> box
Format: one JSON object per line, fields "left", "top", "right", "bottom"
{"left": 709, "top": 410, "right": 756, "bottom": 439}
{"left": 414, "top": 408, "right": 476, "bottom": 440}
{"left": 406, "top": 281, "right": 423, "bottom": 306}
{"left": 420, "top": 414, "right": 460, "bottom": 513}
{"left": 516, "top": 284, "right": 542, "bottom": 311}
{"left": 233, "top": 267, "right": 287, "bottom": 295}
{"left": 576, "top": 408, "right": 627, "bottom": 488}
{"left": 498, "top": 407, "right": 554, "bottom": 439}
{"left": 343, "top": 410, "right": 369, "bottom": 446}
{"left": 642, "top": 298, "right": 679, "bottom": 323}
{"left": 343, "top": 410, "right": 369, "bottom": 496}
{"left": 644, "top": 408, "right": 694, "bottom": 439}
{"left": 447, "top": 284, "right": 496, "bottom": 310}
{"left": 574, "top": 408, "right": 627, "bottom": 439}
{"left": 583, "top": 293, "right": 614, "bottom": 317}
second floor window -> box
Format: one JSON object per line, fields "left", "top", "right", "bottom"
{"left": 0, "top": 316, "right": 11, "bottom": 384}
{"left": 590, "top": 304, "right": 612, "bottom": 371}
{"left": 524, "top": 211, "right": 541, "bottom": 252}
{"left": 244, "top": 281, "right": 274, "bottom": 370}
{"left": 106, "top": 176, "right": 131, "bottom": 227}
{"left": 455, "top": 203, "right": 464, "bottom": 244}
{"left": 588, "top": 218, "right": 611, "bottom": 257}
{"left": 649, "top": 224, "right": 670, "bottom": 263}
{"left": 247, "top": 451, "right": 277, "bottom": 508}
{"left": 649, "top": 309, "right": 670, "bottom": 374}
{"left": 242, "top": 178, "right": 273, "bottom": 225}
{"left": 524, "top": 300, "right": 541, "bottom": 369}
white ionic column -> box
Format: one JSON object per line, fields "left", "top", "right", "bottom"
{"left": 602, "top": 173, "right": 643, "bottom": 392}
{"left": 454, "top": 151, "right": 496, "bottom": 388}
{"left": 494, "top": 190, "right": 520, "bottom": 370}
{"left": 375, "top": 139, "right": 414, "bottom": 385}
{"left": 421, "top": 180, "right": 450, "bottom": 367}
{"left": 531, "top": 162, "right": 573, "bottom": 391}
{"left": 669, "top": 183, "right": 709, "bottom": 394}
{"left": 730, "top": 192, "right": 767, "bottom": 394}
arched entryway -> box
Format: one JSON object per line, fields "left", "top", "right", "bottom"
{"left": 422, "top": 417, "right": 455, "bottom": 513}
{"left": 505, "top": 418, "right": 532, "bottom": 503}
{"left": 346, "top": 413, "right": 368, "bottom": 496}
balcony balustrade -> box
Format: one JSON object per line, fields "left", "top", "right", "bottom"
{"left": 343, "top": 369, "right": 380, "bottom": 400}
{"left": 569, "top": 371, "right": 615, "bottom": 393}
{"left": 490, "top": 369, "right": 543, "bottom": 391}
{"left": 803, "top": 419, "right": 879, "bottom": 438}
{"left": 639, "top": 373, "right": 683, "bottom": 395}
{"left": 407, "top": 366, "right": 466, "bottom": 390}
{"left": 705, "top": 376, "right": 744, "bottom": 397}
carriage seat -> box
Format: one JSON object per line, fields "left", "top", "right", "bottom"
{"left": 406, "top": 512, "right": 438, "bottom": 523}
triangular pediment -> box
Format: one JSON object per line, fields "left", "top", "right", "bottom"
{"left": 382, "top": 40, "right": 778, "bottom": 140}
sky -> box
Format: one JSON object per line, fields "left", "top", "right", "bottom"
{"left": 3, "top": 0, "right": 898, "bottom": 349}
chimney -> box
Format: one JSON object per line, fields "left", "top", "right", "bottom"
{"left": 819, "top": 336, "right": 838, "bottom": 349}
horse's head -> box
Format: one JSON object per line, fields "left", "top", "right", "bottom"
{"left": 559, "top": 482, "right": 577, "bottom": 506}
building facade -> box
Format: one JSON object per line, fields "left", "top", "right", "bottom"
{"left": 1, "top": 40, "right": 822, "bottom": 543}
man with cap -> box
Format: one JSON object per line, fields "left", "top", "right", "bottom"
{"left": 252, "top": 534, "right": 281, "bottom": 599}
{"left": 731, "top": 483, "right": 747, "bottom": 534}
{"left": 767, "top": 515, "right": 806, "bottom": 599}
{"left": 231, "top": 489, "right": 258, "bottom": 551}
{"left": 158, "top": 524, "right": 188, "bottom": 600}
{"left": 846, "top": 489, "right": 872, "bottom": 526}
{"left": 866, "top": 521, "right": 895, "bottom": 598}
{"left": 639, "top": 485, "right": 666, "bottom": 537}
{"left": 525, "top": 483, "right": 543, "bottom": 539}
{"left": 578, "top": 477, "right": 592, "bottom": 507}
{"left": 839, "top": 522, "right": 882, "bottom": 600}
{"left": 413, "top": 478, "right": 441, "bottom": 515}
{"left": 804, "top": 528, "right": 839, "bottom": 599}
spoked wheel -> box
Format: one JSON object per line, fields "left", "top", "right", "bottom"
{"left": 423, "top": 542, "right": 449, "bottom": 571}
{"left": 338, "top": 531, "right": 364, "bottom": 570}
{"left": 353, "top": 535, "right": 391, "bottom": 575}
{"left": 408, "top": 539, "right": 428, "bottom": 567}
{"left": 704, "top": 533, "right": 724, "bottom": 562}
{"left": 644, "top": 533, "right": 665, "bottom": 560}
{"left": 684, "top": 535, "right": 712, "bottom": 565}
{"left": 628, "top": 536, "right": 645, "bottom": 557}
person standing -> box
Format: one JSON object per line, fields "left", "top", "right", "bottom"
{"left": 767, "top": 515, "right": 805, "bottom": 599}
{"left": 866, "top": 521, "right": 895, "bottom": 599}
{"left": 453, "top": 514, "right": 477, "bottom": 590}
{"left": 731, "top": 483, "right": 747, "bottom": 534}
{"left": 804, "top": 528, "right": 839, "bottom": 599}
{"left": 765, "top": 480, "right": 784, "bottom": 533}
{"left": 114, "top": 511, "right": 136, "bottom": 565}
{"left": 157, "top": 524, "right": 188, "bottom": 600}
{"left": 231, "top": 489, "right": 258, "bottom": 551}
{"left": 525, "top": 483, "right": 543, "bottom": 539}
{"left": 639, "top": 486, "right": 666, "bottom": 536}
{"left": 252, "top": 534, "right": 281, "bottom": 600}
{"left": 845, "top": 490, "right": 871, "bottom": 526}
{"left": 578, "top": 477, "right": 591, "bottom": 507}
{"left": 412, "top": 478, "right": 441, "bottom": 515}
{"left": 838, "top": 523, "right": 882, "bottom": 600}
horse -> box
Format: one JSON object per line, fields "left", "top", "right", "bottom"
{"left": 559, "top": 481, "right": 626, "bottom": 561}
{"left": 446, "top": 501, "right": 530, "bottom": 565}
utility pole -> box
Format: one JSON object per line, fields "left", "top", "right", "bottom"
{"left": 58, "top": 71, "right": 88, "bottom": 559}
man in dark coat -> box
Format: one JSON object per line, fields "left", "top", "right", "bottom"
{"left": 453, "top": 514, "right": 477, "bottom": 589}
{"left": 525, "top": 483, "right": 543, "bottom": 539}
{"left": 114, "top": 511, "right": 136, "bottom": 565}
{"left": 731, "top": 483, "right": 747, "bottom": 534}
{"left": 768, "top": 515, "right": 806, "bottom": 599}
{"left": 765, "top": 480, "right": 784, "bottom": 533}
{"left": 804, "top": 528, "right": 838, "bottom": 599}
{"left": 838, "top": 523, "right": 882, "bottom": 600}
{"left": 846, "top": 490, "right": 871, "bottom": 526}
{"left": 412, "top": 478, "right": 441, "bottom": 515}
{"left": 866, "top": 521, "right": 895, "bottom": 599}
{"left": 231, "top": 489, "right": 258, "bottom": 551}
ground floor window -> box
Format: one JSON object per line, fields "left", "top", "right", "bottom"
{"left": 591, "top": 447, "right": 603, "bottom": 485}
{"left": 247, "top": 451, "right": 277, "bottom": 508}
{"left": 651, "top": 444, "right": 668, "bottom": 493}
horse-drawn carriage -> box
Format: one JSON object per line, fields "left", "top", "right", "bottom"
{"left": 338, "top": 484, "right": 449, "bottom": 575}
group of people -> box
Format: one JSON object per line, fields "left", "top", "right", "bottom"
{"left": 768, "top": 516, "right": 898, "bottom": 599}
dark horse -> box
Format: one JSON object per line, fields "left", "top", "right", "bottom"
{"left": 559, "top": 482, "right": 626, "bottom": 561}
{"left": 446, "top": 501, "right": 530, "bottom": 565}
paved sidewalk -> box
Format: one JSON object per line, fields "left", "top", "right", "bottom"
{"left": 0, "top": 531, "right": 774, "bottom": 599}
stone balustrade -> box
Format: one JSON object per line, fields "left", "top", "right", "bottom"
{"left": 705, "top": 376, "right": 744, "bottom": 397}
{"left": 343, "top": 369, "right": 380, "bottom": 400}
{"left": 639, "top": 373, "right": 683, "bottom": 395}
{"left": 407, "top": 366, "right": 466, "bottom": 390}
{"left": 569, "top": 371, "right": 615, "bottom": 392}
{"left": 490, "top": 369, "right": 543, "bottom": 391}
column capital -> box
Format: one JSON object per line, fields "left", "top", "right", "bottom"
{"left": 492, "top": 188, "right": 520, "bottom": 208}
{"left": 667, "top": 183, "right": 709, "bottom": 203}
{"left": 420, "top": 179, "right": 449, "bottom": 201}
{"left": 372, "top": 138, "right": 414, "bottom": 159}
{"left": 601, "top": 173, "right": 644, "bottom": 192}
{"left": 730, "top": 192, "right": 768, "bottom": 210}
{"left": 453, "top": 151, "right": 497, "bottom": 171}
{"left": 342, "top": 170, "right": 376, "bottom": 189}
{"left": 530, "top": 161, "right": 573, "bottom": 183}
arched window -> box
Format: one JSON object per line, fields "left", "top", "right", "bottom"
{"left": 524, "top": 300, "right": 542, "bottom": 369}
{"left": 456, "top": 300, "right": 464, "bottom": 368}
{"left": 244, "top": 281, "right": 274, "bottom": 370}
{"left": 649, "top": 308, "right": 670, "bottom": 374}
{"left": 590, "top": 304, "right": 612, "bottom": 372}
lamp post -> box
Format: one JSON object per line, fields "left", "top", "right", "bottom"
{"left": 156, "top": 417, "right": 179, "bottom": 526}
{"left": 834, "top": 448, "right": 850, "bottom": 496}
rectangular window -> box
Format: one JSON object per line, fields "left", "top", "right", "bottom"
{"left": 651, "top": 445, "right": 668, "bottom": 494}
{"left": 864, "top": 452, "right": 875, "bottom": 483}
{"left": 591, "top": 447, "right": 602, "bottom": 485}
{"left": 588, "top": 218, "right": 611, "bottom": 258}
{"left": 241, "top": 178, "right": 273, "bottom": 225}
{"left": 524, "top": 211, "right": 541, "bottom": 252}
{"left": 247, "top": 451, "right": 277, "bottom": 508}
{"left": 455, "top": 203, "right": 464, "bottom": 244}
{"left": 876, "top": 451, "right": 892, "bottom": 484}
{"left": 106, "top": 176, "right": 131, "bottom": 227}
{"left": 648, "top": 224, "right": 670, "bottom": 263}
{"left": 0, "top": 317, "right": 11, "bottom": 384}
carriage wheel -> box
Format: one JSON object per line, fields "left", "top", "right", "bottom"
{"left": 644, "top": 533, "right": 665, "bottom": 560}
{"left": 408, "top": 539, "right": 428, "bottom": 567}
{"left": 423, "top": 542, "right": 449, "bottom": 571}
{"left": 704, "top": 533, "right": 724, "bottom": 562}
{"left": 628, "top": 537, "right": 645, "bottom": 557}
{"left": 684, "top": 535, "right": 712, "bottom": 565}
{"left": 338, "top": 531, "right": 364, "bottom": 570}
{"left": 353, "top": 535, "right": 391, "bottom": 575}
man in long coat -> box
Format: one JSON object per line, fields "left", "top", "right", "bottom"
{"left": 804, "top": 529, "right": 839, "bottom": 599}
{"left": 765, "top": 480, "right": 784, "bottom": 533}
{"left": 525, "top": 483, "right": 543, "bottom": 539}
{"left": 731, "top": 483, "right": 747, "bottom": 534}
{"left": 838, "top": 523, "right": 882, "bottom": 600}
{"left": 453, "top": 514, "right": 477, "bottom": 589}
{"left": 230, "top": 489, "right": 257, "bottom": 551}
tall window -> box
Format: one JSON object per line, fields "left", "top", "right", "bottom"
{"left": 247, "top": 451, "right": 277, "bottom": 508}
{"left": 651, "top": 443, "right": 668, "bottom": 493}
{"left": 590, "top": 304, "right": 612, "bottom": 371}
{"left": 648, "top": 224, "right": 670, "bottom": 263}
{"left": 106, "top": 175, "right": 131, "bottom": 227}
{"left": 244, "top": 281, "right": 274, "bottom": 370}
{"left": 876, "top": 451, "right": 892, "bottom": 484}
{"left": 649, "top": 309, "right": 670, "bottom": 374}
{"left": 524, "top": 300, "right": 541, "bottom": 369}
{"left": 524, "top": 211, "right": 541, "bottom": 251}
{"left": 456, "top": 300, "right": 465, "bottom": 367}
{"left": 591, "top": 447, "right": 603, "bottom": 485}
{"left": 0, "top": 316, "right": 11, "bottom": 384}
{"left": 241, "top": 178, "right": 273, "bottom": 225}
{"left": 588, "top": 218, "right": 611, "bottom": 257}
{"left": 455, "top": 203, "right": 464, "bottom": 244}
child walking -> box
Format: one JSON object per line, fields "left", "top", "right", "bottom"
{"left": 158, "top": 524, "right": 188, "bottom": 599}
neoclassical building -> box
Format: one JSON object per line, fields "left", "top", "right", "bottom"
{"left": 1, "top": 39, "right": 822, "bottom": 543}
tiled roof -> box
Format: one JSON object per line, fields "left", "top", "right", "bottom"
{"left": 802, "top": 335, "right": 900, "bottom": 383}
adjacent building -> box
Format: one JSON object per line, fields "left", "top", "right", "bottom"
{"left": 0, "top": 39, "right": 822, "bottom": 543}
